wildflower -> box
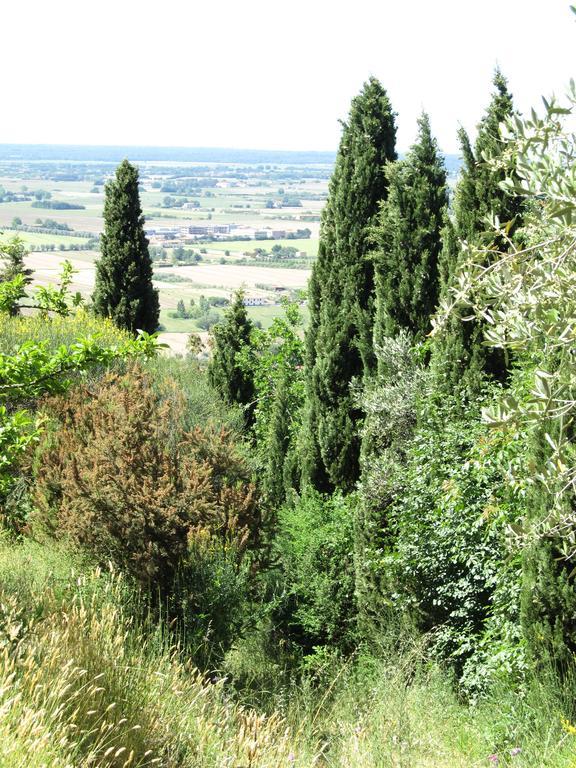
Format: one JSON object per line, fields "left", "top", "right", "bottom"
{"left": 488, "top": 755, "right": 499, "bottom": 765}
{"left": 510, "top": 747, "right": 522, "bottom": 757}
{"left": 562, "top": 717, "right": 576, "bottom": 736}
{"left": 287, "top": 753, "right": 296, "bottom": 764}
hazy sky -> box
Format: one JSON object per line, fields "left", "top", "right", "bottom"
{"left": 2, "top": 0, "right": 574, "bottom": 153}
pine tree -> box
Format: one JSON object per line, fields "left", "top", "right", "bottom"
{"left": 432, "top": 70, "right": 522, "bottom": 395}
{"left": 373, "top": 113, "right": 448, "bottom": 348}
{"left": 302, "top": 78, "right": 397, "bottom": 493}
{"left": 93, "top": 160, "right": 159, "bottom": 334}
{"left": 208, "top": 289, "right": 255, "bottom": 423}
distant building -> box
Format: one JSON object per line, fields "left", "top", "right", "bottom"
{"left": 188, "top": 224, "right": 231, "bottom": 236}
{"left": 243, "top": 296, "right": 269, "bottom": 306}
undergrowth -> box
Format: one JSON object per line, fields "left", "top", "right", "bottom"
{"left": 1, "top": 539, "right": 576, "bottom": 768}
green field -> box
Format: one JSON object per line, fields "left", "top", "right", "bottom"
{"left": 158, "top": 302, "right": 308, "bottom": 333}
{"left": 247, "top": 302, "right": 309, "bottom": 328}
{"left": 2, "top": 162, "right": 324, "bottom": 348}
{"left": 207, "top": 238, "right": 318, "bottom": 257}
{"left": 0, "top": 229, "right": 89, "bottom": 247}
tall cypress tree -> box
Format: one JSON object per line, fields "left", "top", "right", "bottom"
{"left": 373, "top": 113, "right": 448, "bottom": 348}
{"left": 93, "top": 160, "right": 159, "bottom": 334}
{"left": 208, "top": 289, "right": 255, "bottom": 424}
{"left": 302, "top": 78, "right": 397, "bottom": 493}
{"left": 432, "top": 70, "right": 523, "bottom": 395}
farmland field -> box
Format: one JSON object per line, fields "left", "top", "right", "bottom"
{"left": 0, "top": 147, "right": 333, "bottom": 350}
{"left": 206, "top": 238, "right": 318, "bottom": 257}
{"left": 1, "top": 146, "right": 461, "bottom": 349}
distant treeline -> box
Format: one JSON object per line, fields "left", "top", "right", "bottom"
{"left": 0, "top": 144, "right": 338, "bottom": 166}
{"left": 4, "top": 224, "right": 99, "bottom": 240}
{"left": 31, "top": 200, "right": 86, "bottom": 210}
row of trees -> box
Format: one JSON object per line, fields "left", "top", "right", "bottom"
{"left": 207, "top": 69, "right": 576, "bottom": 690}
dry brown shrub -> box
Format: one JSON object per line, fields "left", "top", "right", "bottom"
{"left": 33, "top": 365, "right": 260, "bottom": 589}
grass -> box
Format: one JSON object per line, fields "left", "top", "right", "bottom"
{"left": 247, "top": 303, "right": 309, "bottom": 329}
{"left": 0, "top": 537, "right": 575, "bottom": 767}
{"left": 158, "top": 304, "right": 308, "bottom": 333}
{"left": 1, "top": 229, "right": 89, "bottom": 246}
{"left": 0, "top": 310, "right": 130, "bottom": 354}
{"left": 158, "top": 309, "right": 205, "bottom": 333}
{"left": 0, "top": 201, "right": 103, "bottom": 234}
{"left": 207, "top": 238, "right": 319, "bottom": 257}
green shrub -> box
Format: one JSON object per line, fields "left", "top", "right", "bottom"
{"left": 273, "top": 489, "right": 358, "bottom": 654}
{"left": 384, "top": 396, "right": 526, "bottom": 692}
{"left": 170, "top": 534, "right": 252, "bottom": 669}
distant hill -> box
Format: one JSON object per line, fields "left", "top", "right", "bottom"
{"left": 0, "top": 144, "right": 462, "bottom": 174}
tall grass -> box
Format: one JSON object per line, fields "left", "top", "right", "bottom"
{"left": 1, "top": 539, "right": 575, "bottom": 767}
{"left": 0, "top": 310, "right": 131, "bottom": 354}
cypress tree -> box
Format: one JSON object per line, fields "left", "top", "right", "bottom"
{"left": 93, "top": 160, "right": 159, "bottom": 334}
{"left": 432, "top": 70, "right": 523, "bottom": 395}
{"left": 373, "top": 113, "right": 448, "bottom": 348}
{"left": 302, "top": 78, "right": 397, "bottom": 493}
{"left": 208, "top": 289, "right": 255, "bottom": 423}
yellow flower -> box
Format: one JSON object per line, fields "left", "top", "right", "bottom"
{"left": 561, "top": 717, "right": 576, "bottom": 736}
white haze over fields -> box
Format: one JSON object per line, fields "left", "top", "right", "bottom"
{"left": 2, "top": 0, "right": 574, "bottom": 153}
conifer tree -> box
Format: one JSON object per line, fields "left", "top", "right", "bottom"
{"left": 208, "top": 289, "right": 255, "bottom": 423}
{"left": 373, "top": 113, "right": 448, "bottom": 348}
{"left": 93, "top": 160, "right": 159, "bottom": 334}
{"left": 302, "top": 78, "right": 397, "bottom": 493}
{"left": 432, "top": 70, "right": 523, "bottom": 395}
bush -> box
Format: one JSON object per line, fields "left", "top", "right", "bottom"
{"left": 273, "top": 489, "right": 358, "bottom": 654}
{"left": 33, "top": 366, "right": 260, "bottom": 592}
{"left": 382, "top": 395, "right": 526, "bottom": 692}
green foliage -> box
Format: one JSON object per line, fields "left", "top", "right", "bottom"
{"left": 432, "top": 69, "right": 522, "bottom": 395}
{"left": 274, "top": 489, "right": 358, "bottom": 653}
{"left": 93, "top": 159, "right": 160, "bottom": 334}
{"left": 355, "top": 333, "right": 426, "bottom": 642}
{"left": 432, "top": 83, "right": 576, "bottom": 675}
{"left": 241, "top": 301, "right": 305, "bottom": 506}
{"left": 373, "top": 113, "right": 448, "bottom": 344}
{"left": 0, "top": 237, "right": 32, "bottom": 310}
{"left": 388, "top": 403, "right": 517, "bottom": 675}
{"left": 0, "top": 266, "right": 160, "bottom": 520}
{"left": 208, "top": 289, "right": 255, "bottom": 424}
{"left": 171, "top": 536, "right": 252, "bottom": 669}
{"left": 357, "top": 334, "right": 528, "bottom": 693}
{"left": 303, "top": 77, "right": 397, "bottom": 493}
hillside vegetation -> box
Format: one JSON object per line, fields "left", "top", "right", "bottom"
{"left": 2, "top": 65, "right": 576, "bottom": 768}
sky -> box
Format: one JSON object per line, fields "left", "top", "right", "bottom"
{"left": 2, "top": 0, "right": 575, "bottom": 154}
